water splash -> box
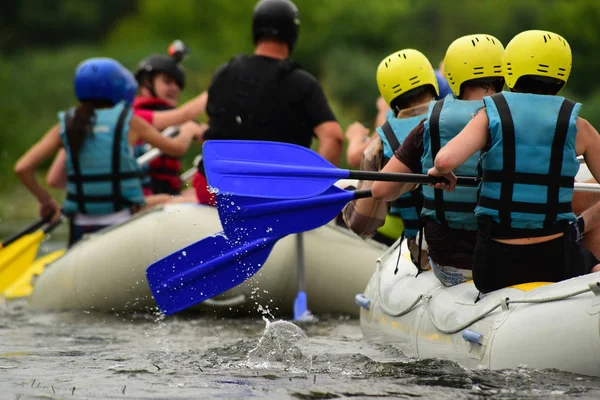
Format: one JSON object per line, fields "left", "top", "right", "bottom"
{"left": 246, "top": 320, "right": 312, "bottom": 373}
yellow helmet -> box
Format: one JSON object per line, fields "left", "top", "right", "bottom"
{"left": 503, "top": 30, "right": 571, "bottom": 92}
{"left": 376, "top": 49, "right": 439, "bottom": 110}
{"left": 443, "top": 34, "right": 504, "bottom": 97}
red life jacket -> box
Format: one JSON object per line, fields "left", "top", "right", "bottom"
{"left": 133, "top": 96, "right": 183, "bottom": 195}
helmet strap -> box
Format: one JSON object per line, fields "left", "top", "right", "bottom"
{"left": 142, "top": 80, "right": 158, "bottom": 98}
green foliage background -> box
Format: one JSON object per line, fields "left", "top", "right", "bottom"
{"left": 2, "top": 0, "right": 600, "bottom": 200}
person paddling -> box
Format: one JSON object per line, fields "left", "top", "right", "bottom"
{"left": 14, "top": 58, "right": 205, "bottom": 246}
{"left": 421, "top": 30, "right": 600, "bottom": 292}
{"left": 371, "top": 34, "right": 505, "bottom": 286}
{"left": 46, "top": 43, "right": 207, "bottom": 202}
{"left": 345, "top": 70, "right": 451, "bottom": 168}
{"left": 133, "top": 40, "right": 208, "bottom": 196}
{"left": 343, "top": 49, "right": 438, "bottom": 265}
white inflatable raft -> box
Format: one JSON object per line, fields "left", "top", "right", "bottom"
{"left": 358, "top": 239, "right": 600, "bottom": 377}
{"left": 28, "top": 202, "right": 387, "bottom": 316}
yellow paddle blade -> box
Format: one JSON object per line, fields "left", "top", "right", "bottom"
{"left": 2, "top": 249, "right": 66, "bottom": 299}
{"left": 0, "top": 231, "right": 44, "bottom": 292}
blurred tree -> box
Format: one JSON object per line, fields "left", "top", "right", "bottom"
{"left": 0, "top": 0, "right": 137, "bottom": 55}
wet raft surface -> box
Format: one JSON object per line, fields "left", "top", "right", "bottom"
{"left": 1, "top": 299, "right": 600, "bottom": 400}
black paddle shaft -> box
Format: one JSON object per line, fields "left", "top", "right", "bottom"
{"left": 1, "top": 215, "right": 52, "bottom": 248}
{"left": 348, "top": 171, "right": 479, "bottom": 187}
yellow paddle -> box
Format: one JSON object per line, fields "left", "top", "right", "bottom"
{"left": 2, "top": 248, "right": 65, "bottom": 299}
{"left": 0, "top": 218, "right": 63, "bottom": 293}
{"left": 0, "top": 216, "right": 51, "bottom": 250}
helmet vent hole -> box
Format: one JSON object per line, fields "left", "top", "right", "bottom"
{"left": 476, "top": 37, "right": 480, "bottom": 42}
{"left": 543, "top": 35, "right": 547, "bottom": 43}
{"left": 491, "top": 38, "right": 495, "bottom": 45}
{"left": 410, "top": 80, "right": 421, "bottom": 86}
{"left": 471, "top": 40, "right": 476, "bottom": 47}
{"left": 537, "top": 69, "right": 548, "bottom": 73}
{"left": 409, "top": 76, "right": 419, "bottom": 81}
{"left": 403, "top": 54, "right": 407, "bottom": 59}
{"left": 558, "top": 68, "right": 566, "bottom": 71}
{"left": 557, "top": 73, "right": 565, "bottom": 77}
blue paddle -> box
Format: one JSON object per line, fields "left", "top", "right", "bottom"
{"left": 146, "top": 187, "right": 371, "bottom": 316}
{"left": 216, "top": 186, "right": 370, "bottom": 241}
{"left": 146, "top": 233, "right": 280, "bottom": 316}
{"left": 203, "top": 140, "right": 478, "bottom": 199}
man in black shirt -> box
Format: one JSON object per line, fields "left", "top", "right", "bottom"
{"left": 193, "top": 0, "right": 343, "bottom": 205}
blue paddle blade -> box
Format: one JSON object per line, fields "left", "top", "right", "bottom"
{"left": 293, "top": 291, "right": 308, "bottom": 321}
{"left": 216, "top": 186, "right": 357, "bottom": 240}
{"left": 203, "top": 140, "right": 350, "bottom": 199}
{"left": 146, "top": 233, "right": 279, "bottom": 316}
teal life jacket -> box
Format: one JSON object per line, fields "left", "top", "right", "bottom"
{"left": 421, "top": 96, "right": 482, "bottom": 231}
{"left": 376, "top": 111, "right": 425, "bottom": 238}
{"left": 476, "top": 92, "right": 580, "bottom": 237}
{"left": 60, "top": 102, "right": 145, "bottom": 216}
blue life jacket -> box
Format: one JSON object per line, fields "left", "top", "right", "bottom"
{"left": 476, "top": 92, "right": 580, "bottom": 237}
{"left": 60, "top": 102, "right": 145, "bottom": 215}
{"left": 376, "top": 111, "right": 425, "bottom": 238}
{"left": 421, "top": 96, "right": 482, "bottom": 230}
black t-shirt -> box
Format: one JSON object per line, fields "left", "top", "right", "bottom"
{"left": 204, "top": 55, "right": 337, "bottom": 147}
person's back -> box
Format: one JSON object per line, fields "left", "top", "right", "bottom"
{"left": 60, "top": 101, "right": 144, "bottom": 218}
{"left": 343, "top": 49, "right": 438, "bottom": 265}
{"left": 205, "top": 54, "right": 325, "bottom": 148}
{"left": 371, "top": 35, "right": 505, "bottom": 285}
{"left": 426, "top": 30, "right": 600, "bottom": 293}
{"left": 195, "top": 0, "right": 343, "bottom": 205}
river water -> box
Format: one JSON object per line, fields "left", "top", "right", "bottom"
{"left": 1, "top": 228, "right": 600, "bottom": 399}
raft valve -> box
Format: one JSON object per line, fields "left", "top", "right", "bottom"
{"left": 462, "top": 329, "right": 483, "bottom": 345}
{"left": 355, "top": 294, "right": 371, "bottom": 310}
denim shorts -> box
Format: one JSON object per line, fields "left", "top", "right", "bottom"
{"left": 429, "top": 257, "right": 472, "bottom": 287}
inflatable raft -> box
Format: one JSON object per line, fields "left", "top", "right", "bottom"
{"left": 358, "top": 239, "right": 600, "bottom": 377}
{"left": 28, "top": 202, "right": 387, "bottom": 316}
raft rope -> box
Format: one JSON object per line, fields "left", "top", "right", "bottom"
{"left": 375, "top": 244, "right": 600, "bottom": 335}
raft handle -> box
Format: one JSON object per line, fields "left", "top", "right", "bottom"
{"left": 355, "top": 294, "right": 371, "bottom": 310}
{"left": 462, "top": 329, "right": 483, "bottom": 345}
{"left": 589, "top": 282, "right": 600, "bottom": 295}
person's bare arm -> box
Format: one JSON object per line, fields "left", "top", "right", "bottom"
{"left": 46, "top": 149, "right": 67, "bottom": 189}
{"left": 345, "top": 122, "right": 374, "bottom": 167}
{"left": 576, "top": 117, "right": 600, "bottom": 185}
{"left": 314, "top": 121, "right": 343, "bottom": 166}
{"left": 14, "top": 124, "right": 63, "bottom": 218}
{"left": 429, "top": 110, "right": 489, "bottom": 190}
{"left": 151, "top": 91, "right": 208, "bottom": 130}
{"left": 129, "top": 116, "right": 207, "bottom": 157}
{"left": 371, "top": 157, "right": 417, "bottom": 201}
{"left": 374, "top": 96, "right": 390, "bottom": 128}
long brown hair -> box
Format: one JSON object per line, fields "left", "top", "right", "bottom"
{"left": 65, "top": 100, "right": 114, "bottom": 158}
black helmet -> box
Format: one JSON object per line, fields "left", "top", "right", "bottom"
{"left": 134, "top": 40, "right": 189, "bottom": 90}
{"left": 252, "top": 0, "right": 300, "bottom": 52}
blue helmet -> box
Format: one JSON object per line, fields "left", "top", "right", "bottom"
{"left": 74, "top": 58, "right": 138, "bottom": 105}
{"left": 435, "top": 70, "right": 451, "bottom": 100}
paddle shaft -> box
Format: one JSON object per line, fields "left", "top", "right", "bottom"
{"left": 1, "top": 215, "right": 52, "bottom": 248}
{"left": 348, "top": 171, "right": 479, "bottom": 186}
{"left": 137, "top": 126, "right": 180, "bottom": 166}
{"left": 296, "top": 233, "right": 305, "bottom": 293}
{"left": 348, "top": 172, "right": 600, "bottom": 194}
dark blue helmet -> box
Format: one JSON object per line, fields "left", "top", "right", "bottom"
{"left": 74, "top": 58, "right": 138, "bottom": 105}
{"left": 435, "top": 70, "right": 451, "bottom": 100}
